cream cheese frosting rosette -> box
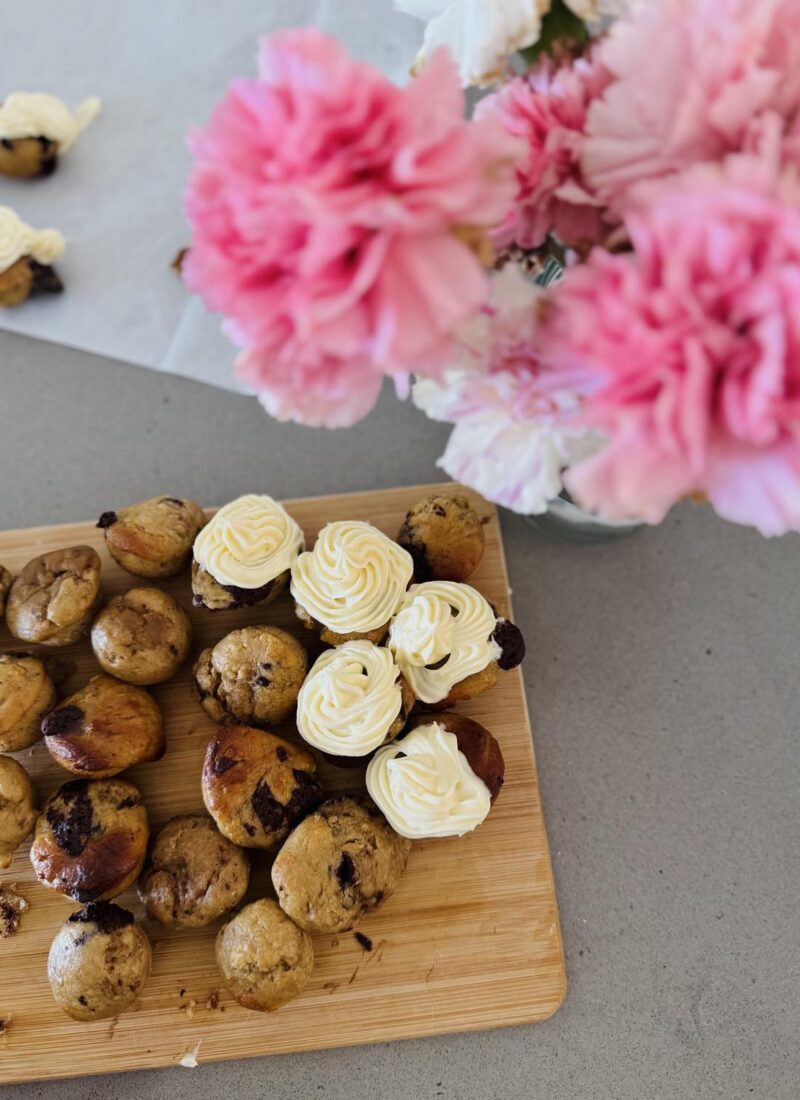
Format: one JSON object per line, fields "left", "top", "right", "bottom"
{"left": 297, "top": 641, "right": 412, "bottom": 760}
{"left": 291, "top": 521, "right": 414, "bottom": 644}
{"left": 0, "top": 207, "right": 65, "bottom": 307}
{"left": 366, "top": 720, "right": 494, "bottom": 839}
{"left": 192, "top": 494, "right": 304, "bottom": 611}
{"left": 0, "top": 93, "right": 101, "bottom": 178}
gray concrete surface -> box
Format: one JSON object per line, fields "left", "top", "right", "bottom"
{"left": 1, "top": 332, "right": 798, "bottom": 1098}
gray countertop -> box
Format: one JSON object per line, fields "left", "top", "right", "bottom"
{"left": 2, "top": 332, "right": 797, "bottom": 1099}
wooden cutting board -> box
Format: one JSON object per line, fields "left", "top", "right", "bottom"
{"left": 0, "top": 483, "right": 565, "bottom": 1084}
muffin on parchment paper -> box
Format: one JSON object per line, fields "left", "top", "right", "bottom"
{"left": 397, "top": 493, "right": 485, "bottom": 582}
{"left": 6, "top": 545, "right": 101, "bottom": 646}
{"left": 272, "top": 797, "right": 411, "bottom": 934}
{"left": 139, "top": 813, "right": 249, "bottom": 928}
{"left": 0, "top": 92, "right": 100, "bottom": 178}
{"left": 42, "top": 674, "right": 164, "bottom": 779}
{"left": 195, "top": 625, "right": 307, "bottom": 727}
{"left": 0, "top": 652, "right": 56, "bottom": 752}
{"left": 48, "top": 902, "right": 150, "bottom": 1022}
{"left": 0, "top": 207, "right": 65, "bottom": 307}
{"left": 202, "top": 725, "right": 321, "bottom": 850}
{"left": 0, "top": 755, "right": 37, "bottom": 869}
{"left": 192, "top": 493, "right": 304, "bottom": 611}
{"left": 97, "top": 495, "right": 206, "bottom": 579}
{"left": 291, "top": 520, "right": 413, "bottom": 646}
{"left": 91, "top": 586, "right": 192, "bottom": 685}
{"left": 31, "top": 777, "right": 149, "bottom": 902}
{"left": 388, "top": 580, "right": 525, "bottom": 709}
{"left": 216, "top": 898, "right": 313, "bottom": 1013}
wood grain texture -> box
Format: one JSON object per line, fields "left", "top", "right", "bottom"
{"left": 0, "top": 483, "right": 565, "bottom": 1084}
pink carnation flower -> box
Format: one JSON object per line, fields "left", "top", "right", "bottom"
{"left": 479, "top": 54, "right": 610, "bottom": 251}
{"left": 184, "top": 29, "right": 518, "bottom": 427}
{"left": 538, "top": 165, "right": 800, "bottom": 535}
{"left": 582, "top": 0, "right": 800, "bottom": 211}
{"left": 414, "top": 267, "right": 600, "bottom": 513}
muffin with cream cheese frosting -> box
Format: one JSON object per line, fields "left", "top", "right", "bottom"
{"left": 0, "top": 206, "right": 65, "bottom": 307}
{"left": 387, "top": 580, "right": 525, "bottom": 709}
{"left": 291, "top": 520, "right": 413, "bottom": 645}
{"left": 0, "top": 92, "right": 100, "bottom": 178}
{"left": 192, "top": 494, "right": 304, "bottom": 611}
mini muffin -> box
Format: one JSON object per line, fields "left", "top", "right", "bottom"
{"left": 0, "top": 755, "right": 37, "bottom": 868}
{"left": 91, "top": 587, "right": 192, "bottom": 685}
{"left": 0, "top": 652, "right": 57, "bottom": 751}
{"left": 31, "top": 778, "right": 149, "bottom": 902}
{"left": 366, "top": 717, "right": 503, "bottom": 840}
{"left": 291, "top": 520, "right": 414, "bottom": 646}
{"left": 97, "top": 495, "right": 206, "bottom": 579}
{"left": 0, "top": 93, "right": 101, "bottom": 178}
{"left": 202, "top": 725, "right": 321, "bottom": 850}
{"left": 0, "top": 206, "right": 65, "bottom": 307}
{"left": 272, "top": 797, "right": 411, "bottom": 934}
{"left": 216, "top": 898, "right": 313, "bottom": 1013}
{"left": 0, "top": 565, "right": 12, "bottom": 617}
{"left": 139, "top": 813, "right": 249, "bottom": 928}
{"left": 48, "top": 902, "right": 150, "bottom": 1022}
{"left": 42, "top": 675, "right": 164, "bottom": 778}
{"left": 6, "top": 545, "right": 101, "bottom": 645}
{"left": 388, "top": 580, "right": 525, "bottom": 708}
{"left": 296, "top": 641, "right": 414, "bottom": 763}
{"left": 195, "top": 626, "right": 307, "bottom": 727}
{"left": 398, "top": 494, "right": 486, "bottom": 582}
{"left": 192, "top": 494, "right": 304, "bottom": 611}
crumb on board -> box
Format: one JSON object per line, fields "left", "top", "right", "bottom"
{"left": 354, "top": 932, "right": 373, "bottom": 952}
{"left": 171, "top": 247, "right": 189, "bottom": 274}
{"left": 179, "top": 988, "right": 186, "bottom": 998}
{"left": 180, "top": 998, "right": 197, "bottom": 1020}
{"left": 0, "top": 885, "right": 29, "bottom": 938}
{"left": 0, "top": 1014, "right": 12, "bottom": 1042}
{"left": 323, "top": 982, "right": 339, "bottom": 994}
{"left": 179, "top": 1040, "right": 202, "bottom": 1069}
{"left": 205, "top": 990, "right": 219, "bottom": 1011}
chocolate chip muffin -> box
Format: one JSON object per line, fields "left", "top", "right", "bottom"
{"left": 0, "top": 652, "right": 56, "bottom": 751}
{"left": 216, "top": 898, "right": 313, "bottom": 1013}
{"left": 139, "top": 813, "right": 249, "bottom": 928}
{"left": 0, "top": 206, "right": 65, "bottom": 306}
{"left": 397, "top": 494, "right": 486, "bottom": 582}
{"left": 0, "top": 565, "right": 12, "bottom": 618}
{"left": 192, "top": 561, "right": 290, "bottom": 612}
{"left": 31, "top": 778, "right": 149, "bottom": 902}
{"left": 195, "top": 626, "right": 308, "bottom": 727}
{"left": 202, "top": 726, "right": 321, "bottom": 850}
{"left": 42, "top": 675, "right": 164, "bottom": 779}
{"left": 272, "top": 797, "right": 411, "bottom": 933}
{"left": 426, "top": 713, "right": 505, "bottom": 802}
{"left": 0, "top": 755, "right": 37, "bottom": 868}
{"left": 91, "top": 586, "right": 192, "bottom": 685}
{"left": 48, "top": 902, "right": 151, "bottom": 1022}
{"left": 0, "top": 93, "right": 101, "bottom": 179}
{"left": 6, "top": 545, "right": 101, "bottom": 646}
{"left": 97, "top": 496, "right": 206, "bottom": 579}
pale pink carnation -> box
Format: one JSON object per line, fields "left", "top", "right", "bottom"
{"left": 538, "top": 166, "right": 800, "bottom": 535}
{"left": 184, "top": 29, "right": 518, "bottom": 427}
{"left": 582, "top": 0, "right": 800, "bottom": 212}
{"left": 479, "top": 54, "right": 611, "bottom": 251}
{"left": 414, "top": 267, "right": 600, "bottom": 513}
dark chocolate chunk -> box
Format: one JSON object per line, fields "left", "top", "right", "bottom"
{"left": 336, "top": 851, "right": 357, "bottom": 889}
{"left": 355, "top": 932, "right": 373, "bottom": 952}
{"left": 250, "top": 780, "right": 286, "bottom": 835}
{"left": 492, "top": 619, "right": 526, "bottom": 670}
{"left": 96, "top": 511, "right": 118, "bottom": 529}
{"left": 212, "top": 754, "right": 238, "bottom": 777}
{"left": 221, "top": 577, "right": 276, "bottom": 607}
{"left": 275, "top": 746, "right": 288, "bottom": 762}
{"left": 46, "top": 780, "right": 94, "bottom": 857}
{"left": 116, "top": 796, "right": 139, "bottom": 810}
{"left": 431, "top": 503, "right": 447, "bottom": 518}
{"left": 41, "top": 705, "right": 84, "bottom": 738}
{"left": 68, "top": 901, "right": 134, "bottom": 934}
{"left": 397, "top": 521, "right": 432, "bottom": 582}
{"left": 29, "top": 260, "right": 63, "bottom": 294}
{"left": 255, "top": 675, "right": 271, "bottom": 688}
{"left": 0, "top": 139, "right": 12, "bottom": 150}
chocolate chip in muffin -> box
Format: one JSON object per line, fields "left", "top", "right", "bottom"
{"left": 29, "top": 260, "right": 63, "bottom": 294}
{"left": 492, "top": 618, "right": 526, "bottom": 671}
{"left": 46, "top": 780, "right": 94, "bottom": 857}
{"left": 96, "top": 512, "right": 118, "bottom": 529}
{"left": 67, "top": 901, "right": 134, "bottom": 934}
{"left": 41, "top": 705, "right": 85, "bottom": 738}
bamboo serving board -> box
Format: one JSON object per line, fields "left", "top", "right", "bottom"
{"left": 0, "top": 483, "right": 565, "bottom": 1084}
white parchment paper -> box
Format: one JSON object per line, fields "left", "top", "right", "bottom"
{"left": 0, "top": 0, "right": 422, "bottom": 390}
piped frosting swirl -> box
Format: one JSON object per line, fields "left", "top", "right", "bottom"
{"left": 388, "top": 580, "right": 501, "bottom": 704}
{"left": 366, "top": 721, "right": 491, "bottom": 838}
{"left": 290, "top": 521, "right": 413, "bottom": 635}
{"left": 193, "top": 494, "right": 304, "bottom": 589}
{"left": 0, "top": 93, "right": 101, "bottom": 151}
{"left": 0, "top": 206, "right": 64, "bottom": 274}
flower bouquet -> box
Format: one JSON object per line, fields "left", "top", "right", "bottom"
{"left": 184, "top": 0, "right": 800, "bottom": 536}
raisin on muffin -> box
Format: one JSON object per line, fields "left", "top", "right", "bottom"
{"left": 97, "top": 495, "right": 206, "bottom": 579}
{"left": 202, "top": 725, "right": 321, "bottom": 850}
{"left": 272, "top": 797, "right": 411, "bottom": 934}
{"left": 6, "top": 545, "right": 101, "bottom": 646}
{"left": 216, "top": 898, "right": 313, "bottom": 1013}
{"left": 91, "top": 586, "right": 192, "bottom": 685}
{"left": 31, "top": 778, "right": 149, "bottom": 902}
{"left": 139, "top": 813, "right": 249, "bottom": 928}
{"left": 194, "top": 626, "right": 307, "bottom": 727}
{"left": 0, "top": 755, "right": 37, "bottom": 868}
{"left": 0, "top": 652, "right": 56, "bottom": 752}
{"left": 48, "top": 902, "right": 150, "bottom": 1022}
{"left": 397, "top": 494, "right": 486, "bottom": 582}
{"left": 42, "top": 674, "right": 164, "bottom": 778}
